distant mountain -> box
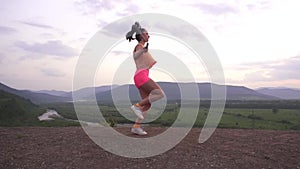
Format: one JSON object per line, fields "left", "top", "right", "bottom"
{"left": 225, "top": 85, "right": 279, "bottom": 100}
{"left": 0, "top": 82, "right": 282, "bottom": 105}
{"left": 64, "top": 85, "right": 119, "bottom": 99}
{"left": 256, "top": 88, "right": 300, "bottom": 100}
{"left": 35, "top": 90, "right": 68, "bottom": 97}
{"left": 0, "top": 90, "right": 44, "bottom": 126}
{"left": 0, "top": 83, "right": 71, "bottom": 104}
{"left": 35, "top": 85, "right": 119, "bottom": 99}
{"left": 95, "top": 82, "right": 279, "bottom": 103}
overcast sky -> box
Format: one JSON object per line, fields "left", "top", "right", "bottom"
{"left": 1, "top": 0, "right": 300, "bottom": 91}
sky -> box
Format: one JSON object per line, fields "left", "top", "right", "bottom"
{"left": 0, "top": 0, "right": 300, "bottom": 91}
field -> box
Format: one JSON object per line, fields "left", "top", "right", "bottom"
{"left": 42, "top": 100, "right": 300, "bottom": 130}
{"left": 1, "top": 92, "right": 299, "bottom": 130}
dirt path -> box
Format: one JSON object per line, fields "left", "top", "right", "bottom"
{"left": 1, "top": 127, "right": 299, "bottom": 169}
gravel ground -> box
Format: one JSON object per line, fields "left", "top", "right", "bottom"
{"left": 1, "top": 127, "right": 300, "bottom": 169}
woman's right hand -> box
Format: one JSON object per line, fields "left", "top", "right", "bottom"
{"left": 143, "top": 43, "right": 149, "bottom": 52}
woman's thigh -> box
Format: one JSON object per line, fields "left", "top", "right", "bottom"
{"left": 138, "top": 82, "right": 152, "bottom": 111}
{"left": 139, "top": 87, "right": 149, "bottom": 99}
{"left": 139, "top": 79, "right": 161, "bottom": 94}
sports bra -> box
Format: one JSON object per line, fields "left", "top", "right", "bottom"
{"left": 133, "top": 44, "right": 157, "bottom": 70}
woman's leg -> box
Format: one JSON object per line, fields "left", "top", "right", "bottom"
{"left": 137, "top": 79, "right": 165, "bottom": 106}
{"left": 132, "top": 79, "right": 164, "bottom": 129}
{"left": 139, "top": 88, "right": 152, "bottom": 112}
{"left": 131, "top": 79, "right": 164, "bottom": 123}
{"left": 133, "top": 88, "right": 151, "bottom": 128}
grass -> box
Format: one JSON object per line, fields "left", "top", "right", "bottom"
{"left": 38, "top": 119, "right": 80, "bottom": 127}
{"left": 133, "top": 106, "right": 300, "bottom": 130}
{"left": 218, "top": 108, "right": 300, "bottom": 130}
{"left": 0, "top": 90, "right": 44, "bottom": 127}
{"left": 2, "top": 99, "right": 300, "bottom": 130}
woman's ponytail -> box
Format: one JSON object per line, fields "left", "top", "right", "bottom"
{"left": 126, "top": 22, "right": 142, "bottom": 42}
{"left": 126, "top": 30, "right": 135, "bottom": 42}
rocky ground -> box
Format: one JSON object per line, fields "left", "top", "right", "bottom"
{"left": 1, "top": 127, "right": 300, "bottom": 169}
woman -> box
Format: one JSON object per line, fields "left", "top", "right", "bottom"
{"left": 126, "top": 22, "right": 165, "bottom": 135}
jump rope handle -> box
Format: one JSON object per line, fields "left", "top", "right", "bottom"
{"left": 144, "top": 43, "right": 149, "bottom": 50}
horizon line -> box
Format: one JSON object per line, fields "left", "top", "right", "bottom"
{"left": 1, "top": 81, "right": 300, "bottom": 92}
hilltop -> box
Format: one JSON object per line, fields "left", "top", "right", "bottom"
{"left": 0, "top": 127, "right": 299, "bottom": 168}
{"left": 0, "top": 90, "right": 78, "bottom": 127}
{"left": 0, "top": 90, "right": 43, "bottom": 126}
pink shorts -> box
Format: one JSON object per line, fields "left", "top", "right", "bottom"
{"left": 134, "top": 69, "right": 150, "bottom": 88}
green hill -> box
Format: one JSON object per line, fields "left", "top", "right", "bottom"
{"left": 0, "top": 83, "right": 71, "bottom": 104}
{"left": 0, "top": 90, "right": 45, "bottom": 126}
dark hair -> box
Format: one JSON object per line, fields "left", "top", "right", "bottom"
{"left": 126, "top": 22, "right": 146, "bottom": 42}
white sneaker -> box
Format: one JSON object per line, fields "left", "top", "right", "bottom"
{"left": 131, "top": 127, "right": 147, "bottom": 135}
{"left": 131, "top": 105, "right": 144, "bottom": 120}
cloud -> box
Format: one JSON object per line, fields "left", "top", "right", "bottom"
{"left": 245, "top": 1, "right": 272, "bottom": 11}
{"left": 19, "top": 21, "right": 55, "bottom": 29}
{"left": 115, "top": 3, "right": 140, "bottom": 17}
{"left": 244, "top": 70, "right": 271, "bottom": 82}
{"left": 189, "top": 1, "right": 272, "bottom": 16}
{"left": 268, "top": 56, "right": 300, "bottom": 80}
{"left": 40, "top": 32, "right": 55, "bottom": 38}
{"left": 224, "top": 55, "right": 300, "bottom": 89}
{"left": 149, "top": 20, "right": 207, "bottom": 42}
{"left": 0, "top": 53, "right": 5, "bottom": 63}
{"left": 111, "top": 50, "right": 129, "bottom": 56}
{"left": 75, "top": 0, "right": 140, "bottom": 27}
{"left": 75, "top": 0, "right": 115, "bottom": 15}
{"left": 15, "top": 40, "right": 78, "bottom": 57}
{"left": 41, "top": 68, "right": 65, "bottom": 77}
{"left": 0, "top": 26, "right": 17, "bottom": 34}
{"left": 238, "top": 55, "right": 300, "bottom": 82}
{"left": 189, "top": 2, "right": 239, "bottom": 15}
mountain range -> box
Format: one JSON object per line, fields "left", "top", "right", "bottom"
{"left": 0, "top": 83, "right": 71, "bottom": 104}
{"left": 256, "top": 87, "right": 300, "bottom": 100}
{"left": 0, "top": 82, "right": 299, "bottom": 104}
